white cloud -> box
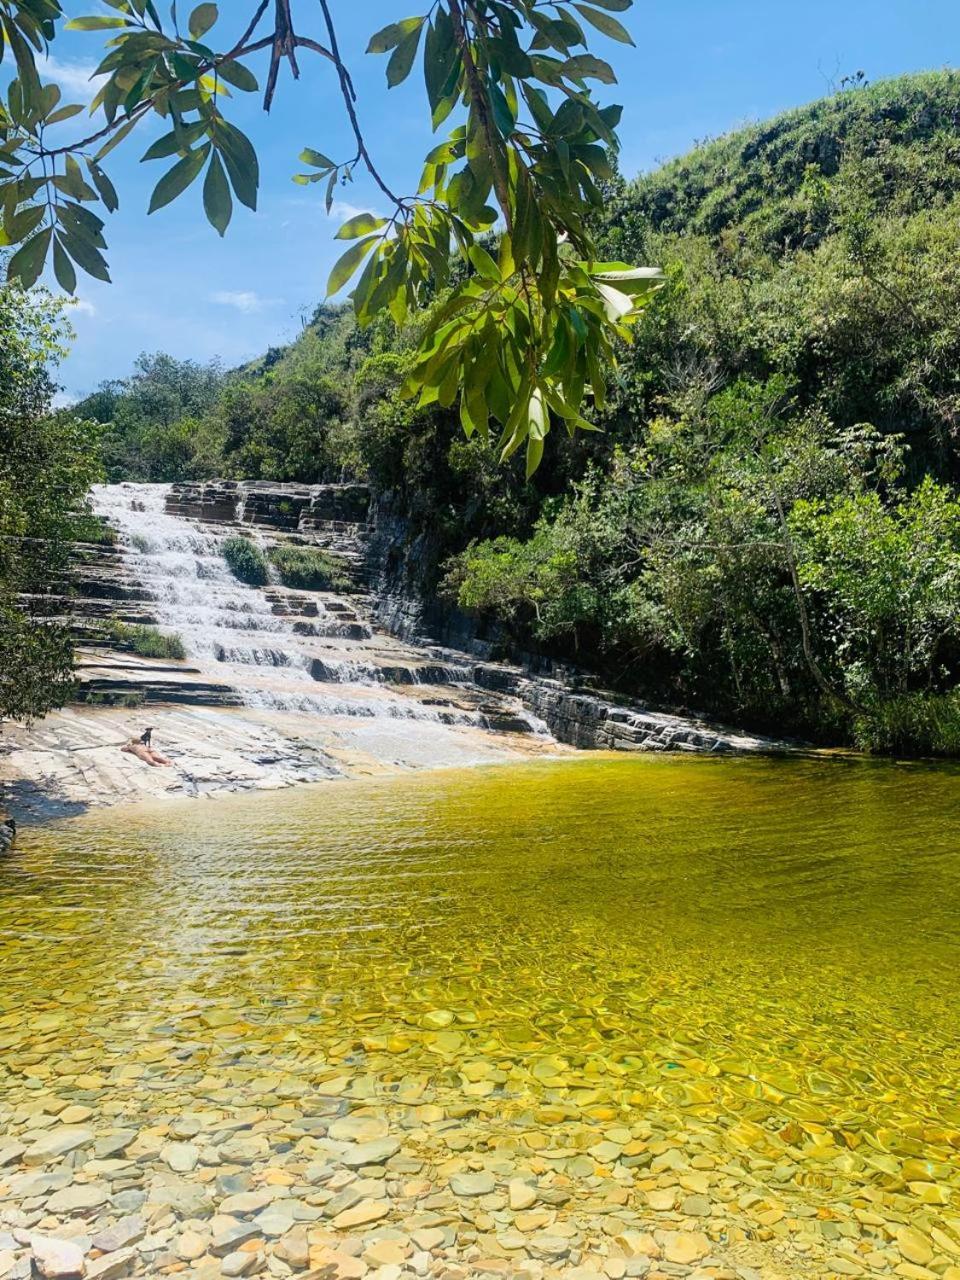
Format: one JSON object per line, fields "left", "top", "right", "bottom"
{"left": 327, "top": 200, "right": 368, "bottom": 222}
{"left": 41, "top": 56, "right": 99, "bottom": 96}
{"left": 209, "top": 290, "right": 277, "bottom": 314}
{"left": 69, "top": 298, "right": 97, "bottom": 318}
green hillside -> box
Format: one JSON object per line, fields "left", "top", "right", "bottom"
{"left": 620, "top": 70, "right": 960, "bottom": 250}
{"left": 81, "top": 72, "right": 960, "bottom": 755}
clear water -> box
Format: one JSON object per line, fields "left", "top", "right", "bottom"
{"left": 2, "top": 755, "right": 959, "bottom": 1276}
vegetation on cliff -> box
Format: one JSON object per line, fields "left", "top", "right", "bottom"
{"left": 0, "top": 286, "right": 101, "bottom": 722}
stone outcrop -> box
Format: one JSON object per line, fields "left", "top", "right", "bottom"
{"left": 473, "top": 664, "right": 786, "bottom": 753}
{"left": 0, "top": 810, "right": 14, "bottom": 855}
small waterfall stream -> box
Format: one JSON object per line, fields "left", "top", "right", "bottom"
{"left": 90, "top": 482, "right": 527, "bottom": 731}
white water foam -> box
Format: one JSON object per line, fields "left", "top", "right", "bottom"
{"left": 91, "top": 483, "right": 467, "bottom": 724}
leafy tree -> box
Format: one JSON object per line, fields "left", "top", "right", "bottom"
{"left": 77, "top": 352, "right": 224, "bottom": 480}
{"left": 791, "top": 479, "right": 960, "bottom": 703}
{"left": 0, "top": 284, "right": 102, "bottom": 721}
{"left": 0, "top": 0, "right": 661, "bottom": 474}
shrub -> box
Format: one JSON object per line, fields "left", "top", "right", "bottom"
{"left": 853, "top": 692, "right": 960, "bottom": 757}
{"left": 83, "top": 689, "right": 146, "bottom": 707}
{"left": 223, "top": 535, "right": 269, "bottom": 585}
{"left": 106, "top": 622, "right": 185, "bottom": 660}
{"left": 268, "top": 544, "right": 354, "bottom": 592}
{"left": 72, "top": 513, "right": 117, "bottom": 546}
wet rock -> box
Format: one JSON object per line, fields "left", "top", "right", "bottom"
{"left": 219, "top": 1192, "right": 275, "bottom": 1217}
{"left": 339, "top": 1138, "right": 400, "bottom": 1169}
{"left": 220, "top": 1248, "right": 263, "bottom": 1277}
{"left": 45, "top": 1183, "right": 109, "bottom": 1214}
{"left": 321, "top": 1188, "right": 364, "bottom": 1220}
{"left": 305, "top": 1246, "right": 366, "bottom": 1278}
{"left": 897, "top": 1228, "right": 935, "bottom": 1267}
{"left": 508, "top": 1181, "right": 538, "bottom": 1211}
{"left": 24, "top": 1128, "right": 94, "bottom": 1166}
{"left": 85, "top": 1248, "right": 136, "bottom": 1280}
{"left": 162, "top": 1141, "right": 200, "bottom": 1173}
{"left": 273, "top": 1225, "right": 309, "bottom": 1270}
{"left": 211, "top": 1223, "right": 262, "bottom": 1257}
{"left": 449, "top": 1173, "right": 495, "bottom": 1197}
{"left": 90, "top": 1217, "right": 146, "bottom": 1254}
{"left": 660, "top": 1232, "right": 709, "bottom": 1265}
{"left": 177, "top": 1229, "right": 208, "bottom": 1262}
{"left": 92, "top": 1133, "right": 137, "bottom": 1161}
{"left": 328, "top": 1116, "right": 389, "bottom": 1144}
{"left": 330, "top": 1199, "right": 390, "bottom": 1230}
{"left": 31, "top": 1236, "right": 85, "bottom": 1278}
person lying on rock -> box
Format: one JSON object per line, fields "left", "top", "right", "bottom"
{"left": 121, "top": 738, "right": 172, "bottom": 767}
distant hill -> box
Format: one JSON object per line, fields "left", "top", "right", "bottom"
{"left": 620, "top": 70, "right": 960, "bottom": 250}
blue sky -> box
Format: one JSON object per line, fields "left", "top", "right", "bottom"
{"left": 36, "top": 0, "right": 960, "bottom": 398}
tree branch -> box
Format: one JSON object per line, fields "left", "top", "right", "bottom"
{"left": 316, "top": 0, "right": 401, "bottom": 207}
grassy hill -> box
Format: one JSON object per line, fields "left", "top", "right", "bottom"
{"left": 617, "top": 70, "right": 960, "bottom": 250}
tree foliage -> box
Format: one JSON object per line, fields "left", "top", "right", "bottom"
{"left": 0, "top": 283, "right": 102, "bottom": 721}
{"left": 0, "top": 0, "right": 661, "bottom": 473}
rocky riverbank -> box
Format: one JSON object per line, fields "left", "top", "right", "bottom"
{"left": 1, "top": 481, "right": 792, "bottom": 826}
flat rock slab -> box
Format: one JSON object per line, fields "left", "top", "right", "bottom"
{"left": 31, "top": 1237, "right": 85, "bottom": 1279}
{"left": 338, "top": 1136, "right": 400, "bottom": 1168}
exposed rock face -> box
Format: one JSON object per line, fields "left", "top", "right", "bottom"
{"left": 473, "top": 665, "right": 784, "bottom": 753}
{"left": 0, "top": 811, "right": 14, "bottom": 855}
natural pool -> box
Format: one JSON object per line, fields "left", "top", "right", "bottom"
{"left": 1, "top": 755, "right": 959, "bottom": 1280}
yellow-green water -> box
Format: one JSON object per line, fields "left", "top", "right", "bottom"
{"left": 2, "top": 755, "right": 960, "bottom": 1278}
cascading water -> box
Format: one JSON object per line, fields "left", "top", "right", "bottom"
{"left": 90, "top": 482, "right": 515, "bottom": 728}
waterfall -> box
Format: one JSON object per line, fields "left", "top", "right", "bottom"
{"left": 90, "top": 482, "right": 470, "bottom": 724}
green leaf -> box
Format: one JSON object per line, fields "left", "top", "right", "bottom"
{"left": 53, "top": 235, "right": 77, "bottom": 294}
{"left": 387, "top": 22, "right": 424, "bottom": 87}
{"left": 65, "top": 14, "right": 128, "bottom": 28}
{"left": 572, "top": 3, "right": 634, "bottom": 42}
{"left": 216, "top": 59, "right": 257, "bottom": 92}
{"left": 300, "top": 148, "right": 335, "bottom": 170}
{"left": 203, "top": 149, "right": 231, "bottom": 236}
{"left": 468, "top": 243, "right": 499, "bottom": 281}
{"left": 424, "top": 10, "right": 457, "bottom": 112}
{"left": 560, "top": 54, "right": 616, "bottom": 83}
{"left": 8, "top": 227, "right": 52, "bottom": 288}
{"left": 366, "top": 16, "right": 424, "bottom": 54}
{"left": 148, "top": 144, "right": 210, "bottom": 213}
{"left": 217, "top": 123, "right": 259, "bottom": 210}
{"left": 94, "top": 115, "right": 139, "bottom": 163}
{"left": 87, "top": 161, "right": 119, "bottom": 213}
{"left": 188, "top": 2, "right": 217, "bottom": 38}
{"left": 141, "top": 122, "right": 207, "bottom": 162}
{"left": 326, "top": 235, "right": 379, "bottom": 297}
{"left": 57, "top": 227, "right": 111, "bottom": 282}
{"left": 335, "top": 212, "right": 387, "bottom": 240}
{"left": 5, "top": 204, "right": 45, "bottom": 244}
{"left": 47, "top": 103, "right": 85, "bottom": 125}
{"left": 581, "top": 0, "right": 631, "bottom": 9}
{"left": 490, "top": 80, "right": 515, "bottom": 137}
